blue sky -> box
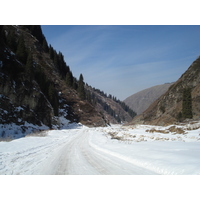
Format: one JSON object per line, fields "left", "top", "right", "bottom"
{"left": 41, "top": 25, "right": 200, "bottom": 100}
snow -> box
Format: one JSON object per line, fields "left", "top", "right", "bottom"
{"left": 89, "top": 125, "right": 200, "bottom": 175}
{"left": 15, "top": 106, "right": 24, "bottom": 112}
{"left": 0, "top": 123, "right": 200, "bottom": 175}
{"left": 0, "top": 122, "right": 49, "bottom": 139}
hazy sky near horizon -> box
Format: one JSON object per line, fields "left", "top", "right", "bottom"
{"left": 41, "top": 25, "right": 200, "bottom": 100}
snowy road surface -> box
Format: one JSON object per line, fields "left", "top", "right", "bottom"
{"left": 0, "top": 124, "right": 200, "bottom": 175}
{"left": 39, "top": 129, "right": 157, "bottom": 175}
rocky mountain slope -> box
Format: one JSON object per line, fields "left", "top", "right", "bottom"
{"left": 0, "top": 25, "right": 134, "bottom": 138}
{"left": 130, "top": 56, "right": 200, "bottom": 126}
{"left": 86, "top": 85, "right": 136, "bottom": 124}
{"left": 124, "top": 83, "right": 173, "bottom": 115}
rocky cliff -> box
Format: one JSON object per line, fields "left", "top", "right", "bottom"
{"left": 0, "top": 25, "right": 106, "bottom": 138}
{"left": 0, "top": 25, "right": 134, "bottom": 138}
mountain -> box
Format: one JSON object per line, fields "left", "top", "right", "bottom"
{"left": 0, "top": 25, "right": 135, "bottom": 138}
{"left": 130, "top": 56, "right": 200, "bottom": 126}
{"left": 124, "top": 83, "right": 173, "bottom": 115}
{"left": 85, "top": 85, "right": 136, "bottom": 124}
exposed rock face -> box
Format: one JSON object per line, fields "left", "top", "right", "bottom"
{"left": 0, "top": 40, "right": 52, "bottom": 127}
{"left": 124, "top": 83, "right": 173, "bottom": 115}
{"left": 0, "top": 76, "right": 53, "bottom": 127}
{"left": 0, "top": 25, "right": 141, "bottom": 139}
{"left": 0, "top": 25, "right": 107, "bottom": 138}
{"left": 130, "top": 56, "right": 200, "bottom": 126}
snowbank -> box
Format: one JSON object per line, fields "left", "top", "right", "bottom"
{"left": 89, "top": 123, "right": 200, "bottom": 175}
{"left": 0, "top": 122, "right": 200, "bottom": 175}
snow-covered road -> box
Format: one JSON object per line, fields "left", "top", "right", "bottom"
{"left": 38, "top": 129, "right": 158, "bottom": 175}
{"left": 0, "top": 124, "right": 200, "bottom": 175}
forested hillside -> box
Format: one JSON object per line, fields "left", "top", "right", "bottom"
{"left": 0, "top": 25, "right": 135, "bottom": 138}
{"left": 85, "top": 85, "right": 136, "bottom": 124}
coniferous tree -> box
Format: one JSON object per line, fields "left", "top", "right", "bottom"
{"left": 86, "top": 90, "right": 92, "bottom": 103}
{"left": 78, "top": 74, "right": 86, "bottom": 100}
{"left": 42, "top": 38, "right": 49, "bottom": 52}
{"left": 22, "top": 25, "right": 49, "bottom": 52}
{"left": 28, "top": 25, "right": 45, "bottom": 44}
{"left": 66, "top": 71, "right": 73, "bottom": 87}
{"left": 57, "top": 52, "right": 63, "bottom": 71}
{"left": 73, "top": 77, "right": 78, "bottom": 90}
{"left": 182, "top": 88, "right": 193, "bottom": 119}
{"left": 53, "top": 49, "right": 59, "bottom": 67}
{"left": 49, "top": 45, "right": 54, "bottom": 60}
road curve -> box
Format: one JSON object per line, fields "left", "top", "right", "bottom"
{"left": 40, "top": 129, "right": 158, "bottom": 175}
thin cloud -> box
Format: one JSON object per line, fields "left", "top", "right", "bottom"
{"left": 42, "top": 25, "right": 200, "bottom": 100}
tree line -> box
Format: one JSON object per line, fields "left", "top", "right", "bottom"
{"left": 2, "top": 25, "right": 89, "bottom": 116}
{"left": 1, "top": 25, "right": 136, "bottom": 122}
{"left": 177, "top": 88, "right": 193, "bottom": 121}
{"left": 86, "top": 86, "right": 137, "bottom": 118}
{"left": 84, "top": 85, "right": 137, "bottom": 122}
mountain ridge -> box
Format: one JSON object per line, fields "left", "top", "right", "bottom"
{"left": 124, "top": 83, "right": 174, "bottom": 115}
{"left": 0, "top": 25, "right": 135, "bottom": 138}
{"left": 129, "top": 56, "right": 200, "bottom": 126}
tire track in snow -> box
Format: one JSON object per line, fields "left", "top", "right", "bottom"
{"left": 88, "top": 131, "right": 160, "bottom": 175}
{"left": 41, "top": 129, "right": 159, "bottom": 175}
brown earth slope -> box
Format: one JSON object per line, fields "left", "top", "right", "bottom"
{"left": 130, "top": 56, "right": 200, "bottom": 126}
{"left": 0, "top": 25, "right": 135, "bottom": 138}
{"left": 0, "top": 25, "right": 106, "bottom": 134}
{"left": 124, "top": 83, "right": 173, "bottom": 115}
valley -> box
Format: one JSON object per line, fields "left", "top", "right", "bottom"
{"left": 1, "top": 25, "right": 200, "bottom": 176}
{"left": 0, "top": 123, "right": 200, "bottom": 175}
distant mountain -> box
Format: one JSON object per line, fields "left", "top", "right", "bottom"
{"left": 86, "top": 85, "right": 136, "bottom": 124}
{"left": 0, "top": 25, "right": 135, "bottom": 139}
{"left": 124, "top": 83, "right": 173, "bottom": 115}
{"left": 130, "top": 56, "right": 200, "bottom": 126}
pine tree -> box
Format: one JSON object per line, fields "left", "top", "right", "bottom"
{"left": 86, "top": 90, "right": 92, "bottom": 103}
{"left": 78, "top": 74, "right": 86, "bottom": 100}
{"left": 42, "top": 38, "right": 49, "bottom": 52}
{"left": 182, "top": 88, "right": 193, "bottom": 119}
{"left": 66, "top": 71, "right": 73, "bottom": 87}
{"left": 73, "top": 78, "right": 78, "bottom": 90}
{"left": 53, "top": 50, "right": 59, "bottom": 67}
{"left": 49, "top": 45, "right": 54, "bottom": 60}
{"left": 29, "top": 25, "right": 45, "bottom": 44}
{"left": 22, "top": 25, "right": 48, "bottom": 52}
